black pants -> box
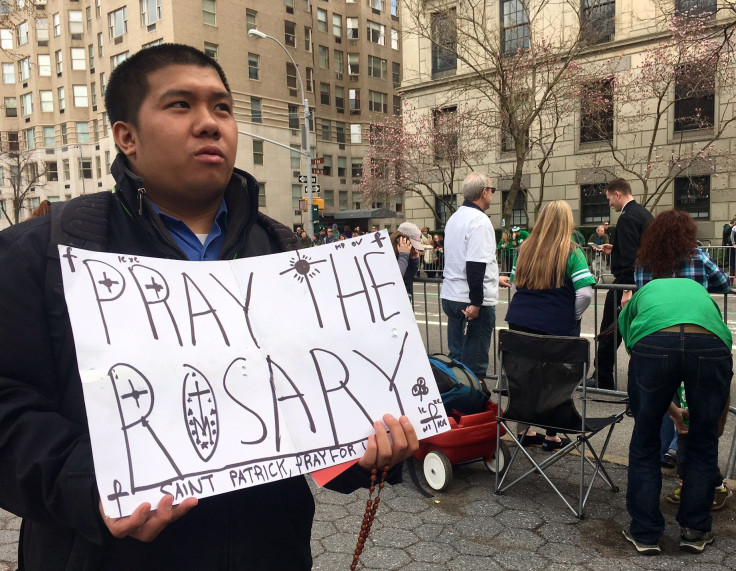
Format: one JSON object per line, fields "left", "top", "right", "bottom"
{"left": 593, "top": 280, "right": 624, "bottom": 390}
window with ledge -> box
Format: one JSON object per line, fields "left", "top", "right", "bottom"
{"left": 111, "top": 52, "right": 129, "bottom": 70}
{"left": 251, "top": 97, "right": 262, "bottom": 123}
{"left": 674, "top": 65, "right": 715, "bottom": 132}
{"left": 68, "top": 11, "right": 83, "bottom": 38}
{"left": 71, "top": 48, "right": 86, "bottom": 70}
{"left": 431, "top": 10, "right": 456, "bottom": 73}
{"left": 0, "top": 29, "right": 11, "bottom": 50}
{"left": 287, "top": 63, "right": 298, "bottom": 92}
{"left": 392, "top": 62, "right": 400, "bottom": 85}
{"left": 335, "top": 86, "right": 345, "bottom": 113}
{"left": 369, "top": 0, "right": 385, "bottom": 12}
{"left": 203, "top": 0, "right": 216, "bottom": 25}
{"left": 320, "top": 82, "right": 330, "bottom": 105}
{"left": 17, "top": 21, "right": 28, "bottom": 46}
{"left": 580, "top": 183, "right": 608, "bottom": 223}
{"left": 55, "top": 50, "right": 62, "bottom": 74}
{"left": 393, "top": 95, "right": 401, "bottom": 116}
{"left": 4, "top": 96, "right": 16, "bottom": 117}
{"left": 8, "top": 132, "right": 19, "bottom": 152}
{"left": 339, "top": 189, "right": 348, "bottom": 207}
{"left": 288, "top": 104, "right": 299, "bottom": 129}
{"left": 2, "top": 62, "right": 14, "bottom": 84}
{"left": 349, "top": 89, "right": 360, "bottom": 114}
{"left": 351, "top": 157, "right": 363, "bottom": 178}
{"left": 290, "top": 145, "right": 301, "bottom": 169}
{"left": 306, "top": 67, "right": 313, "bottom": 92}
{"left": 36, "top": 18, "right": 48, "bottom": 43}
{"left": 248, "top": 53, "right": 259, "bottom": 80}
{"left": 347, "top": 17, "right": 358, "bottom": 39}
{"left": 253, "top": 140, "right": 264, "bottom": 165}
{"left": 40, "top": 90, "right": 53, "bottom": 112}
{"left": 336, "top": 121, "right": 346, "bottom": 142}
{"left": 674, "top": 175, "right": 710, "bottom": 220}
{"left": 581, "top": 0, "right": 615, "bottom": 45}
{"left": 350, "top": 123, "right": 362, "bottom": 143}
{"left": 333, "top": 14, "right": 342, "bottom": 40}
{"left": 46, "top": 161, "right": 58, "bottom": 181}
{"left": 203, "top": 42, "right": 218, "bottom": 60}
{"left": 366, "top": 20, "right": 385, "bottom": 45}
{"left": 391, "top": 28, "right": 399, "bottom": 50}
{"left": 73, "top": 85, "right": 88, "bottom": 107}
{"left": 318, "top": 45, "right": 329, "bottom": 69}
{"left": 98, "top": 32, "right": 104, "bottom": 56}
{"left": 62, "top": 158, "right": 70, "bottom": 180}
{"left": 18, "top": 57, "right": 30, "bottom": 81}
{"left": 324, "top": 189, "right": 334, "bottom": 206}
{"left": 368, "top": 90, "right": 387, "bottom": 113}
{"left": 304, "top": 26, "right": 312, "bottom": 51}
{"left": 334, "top": 49, "right": 344, "bottom": 75}
{"left": 78, "top": 158, "right": 93, "bottom": 179}
{"left": 258, "top": 183, "right": 266, "bottom": 207}
{"left": 338, "top": 156, "right": 347, "bottom": 177}
{"left": 317, "top": 8, "right": 327, "bottom": 32}
{"left": 348, "top": 53, "right": 359, "bottom": 78}
{"left": 285, "top": 20, "right": 296, "bottom": 47}
{"left": 37, "top": 54, "right": 51, "bottom": 77}
{"left": 77, "top": 121, "right": 90, "bottom": 144}
{"left": 20, "top": 92, "right": 32, "bottom": 116}
{"left": 88, "top": 45, "right": 95, "bottom": 70}
{"left": 320, "top": 118, "right": 331, "bottom": 141}
{"left": 58, "top": 87, "right": 65, "bottom": 111}
{"left": 246, "top": 9, "right": 257, "bottom": 31}
{"left": 108, "top": 7, "right": 127, "bottom": 39}
{"left": 284, "top": 0, "right": 295, "bottom": 13}
{"left": 368, "top": 55, "right": 387, "bottom": 79}
{"left": 141, "top": 0, "right": 162, "bottom": 26}
{"left": 323, "top": 154, "right": 332, "bottom": 176}
{"left": 580, "top": 78, "right": 613, "bottom": 143}
{"left": 24, "top": 127, "right": 35, "bottom": 150}
{"left": 53, "top": 13, "right": 61, "bottom": 37}
{"left": 501, "top": 0, "right": 529, "bottom": 55}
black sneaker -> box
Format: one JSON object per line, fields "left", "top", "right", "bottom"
{"left": 679, "top": 528, "right": 715, "bottom": 553}
{"left": 622, "top": 528, "right": 661, "bottom": 555}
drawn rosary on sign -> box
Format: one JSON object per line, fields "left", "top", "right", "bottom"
{"left": 280, "top": 252, "right": 327, "bottom": 327}
{"left": 411, "top": 377, "right": 429, "bottom": 401}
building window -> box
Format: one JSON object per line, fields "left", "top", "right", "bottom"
{"left": 350, "top": 123, "right": 362, "bottom": 143}
{"left": 250, "top": 97, "right": 262, "bottom": 123}
{"left": 320, "top": 119, "right": 331, "bottom": 140}
{"left": 286, "top": 62, "right": 297, "bottom": 91}
{"left": 55, "top": 50, "right": 63, "bottom": 74}
{"left": 349, "top": 89, "right": 360, "bottom": 114}
{"left": 203, "top": 0, "right": 216, "bottom": 25}
{"left": 391, "top": 28, "right": 399, "bottom": 50}
{"left": 434, "top": 196, "right": 453, "bottom": 226}
{"left": 288, "top": 104, "right": 299, "bottom": 129}
{"left": 334, "top": 49, "right": 344, "bottom": 75}
{"left": 71, "top": 47, "right": 86, "bottom": 70}
{"left": 62, "top": 158, "right": 70, "bottom": 180}
{"left": 320, "top": 82, "right": 330, "bottom": 105}
{"left": 58, "top": 87, "right": 65, "bottom": 111}
{"left": 431, "top": 10, "right": 457, "bottom": 73}
{"left": 68, "top": 11, "right": 83, "bottom": 38}
{"left": 580, "top": 78, "right": 613, "bottom": 143}
{"left": 366, "top": 20, "right": 385, "bottom": 45}
{"left": 676, "top": 0, "right": 716, "bottom": 17}
{"left": 304, "top": 26, "right": 311, "bottom": 51}
{"left": 4, "top": 96, "right": 16, "bottom": 117}
{"left": 353, "top": 192, "right": 363, "bottom": 209}
{"left": 88, "top": 45, "right": 95, "bottom": 70}
{"left": 78, "top": 158, "right": 93, "bottom": 179}
{"left": 368, "top": 55, "right": 387, "bottom": 79}
{"left": 258, "top": 183, "right": 266, "bottom": 207}
{"left": 318, "top": 45, "right": 329, "bottom": 69}
{"left": 253, "top": 140, "right": 264, "bottom": 165}
{"left": 285, "top": 20, "right": 296, "bottom": 47}
{"left": 501, "top": 0, "right": 529, "bottom": 55}
{"left": 0, "top": 29, "right": 12, "bottom": 50}
{"left": 336, "top": 121, "right": 346, "bottom": 143}
{"left": 1, "top": 62, "right": 14, "bottom": 84}
{"left": 23, "top": 127, "right": 35, "bottom": 150}
{"left": 248, "top": 53, "right": 259, "bottom": 80}
{"left": 77, "top": 121, "right": 90, "bottom": 144}
{"left": 393, "top": 95, "right": 402, "bottom": 116}
{"left": 40, "top": 90, "right": 53, "bottom": 112}
{"left": 335, "top": 86, "right": 345, "bottom": 114}
{"left": 20, "top": 92, "right": 32, "bottom": 116}
{"left": 141, "top": 0, "right": 162, "bottom": 26}
{"left": 202, "top": 42, "right": 218, "bottom": 59}
{"left": 36, "top": 18, "right": 49, "bottom": 43}
{"left": 337, "top": 156, "right": 347, "bottom": 177}
{"left": 347, "top": 17, "right": 358, "bottom": 39}
{"left": 53, "top": 13, "right": 61, "bottom": 36}
{"left": 284, "top": 0, "right": 295, "bottom": 13}
{"left": 368, "top": 90, "right": 388, "bottom": 113}
{"left": 46, "top": 161, "right": 58, "bottom": 181}
{"left": 501, "top": 189, "right": 528, "bottom": 226}
{"left": 306, "top": 67, "right": 313, "bottom": 92}
{"left": 317, "top": 8, "right": 327, "bottom": 32}
{"left": 18, "top": 57, "right": 30, "bottom": 81}
{"left": 324, "top": 189, "right": 334, "bottom": 206}
{"left": 391, "top": 0, "right": 399, "bottom": 18}
{"left": 60, "top": 123, "right": 68, "bottom": 145}
{"left": 580, "top": 183, "right": 609, "bottom": 223}
{"left": 332, "top": 14, "right": 342, "bottom": 39}
{"left": 392, "top": 62, "right": 400, "bottom": 85}
{"left": 581, "top": 0, "right": 615, "bottom": 45}
{"left": 246, "top": 9, "right": 257, "bottom": 31}
{"left": 93, "top": 119, "right": 99, "bottom": 141}
{"left": 369, "top": 0, "right": 385, "bottom": 12}
{"left": 348, "top": 53, "right": 359, "bottom": 78}
{"left": 17, "top": 21, "right": 28, "bottom": 46}
{"left": 35, "top": 54, "right": 50, "bottom": 77}
{"left": 108, "top": 7, "right": 127, "bottom": 39}
{"left": 323, "top": 154, "right": 332, "bottom": 176}
{"left": 290, "top": 145, "right": 301, "bottom": 169}
{"left": 339, "top": 190, "right": 348, "bottom": 207}
{"left": 292, "top": 183, "right": 301, "bottom": 209}
{"left": 674, "top": 65, "right": 715, "bottom": 132}
{"left": 674, "top": 176, "right": 710, "bottom": 220}
{"left": 73, "top": 85, "right": 88, "bottom": 107}
{"left": 96, "top": 156, "right": 102, "bottom": 178}
{"left": 8, "top": 132, "right": 19, "bottom": 152}
{"left": 98, "top": 32, "right": 104, "bottom": 57}
{"left": 351, "top": 157, "right": 363, "bottom": 178}
{"left": 433, "top": 106, "right": 458, "bottom": 159}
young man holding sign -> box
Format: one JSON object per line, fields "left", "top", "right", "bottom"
{"left": 0, "top": 44, "right": 417, "bottom": 569}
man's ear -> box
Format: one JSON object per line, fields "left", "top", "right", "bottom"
{"left": 113, "top": 121, "right": 137, "bottom": 157}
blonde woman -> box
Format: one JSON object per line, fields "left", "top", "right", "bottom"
{"left": 505, "top": 200, "right": 596, "bottom": 450}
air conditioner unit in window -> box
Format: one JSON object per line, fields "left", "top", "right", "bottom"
{"left": 114, "top": 36, "right": 123, "bottom": 45}
{"left": 335, "top": 72, "right": 343, "bottom": 80}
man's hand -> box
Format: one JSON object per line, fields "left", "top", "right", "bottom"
{"left": 499, "top": 275, "right": 511, "bottom": 288}
{"left": 462, "top": 305, "right": 480, "bottom": 321}
{"left": 409, "top": 247, "right": 421, "bottom": 259}
{"left": 620, "top": 290, "right": 633, "bottom": 308}
{"left": 668, "top": 404, "right": 689, "bottom": 435}
{"left": 601, "top": 243, "right": 613, "bottom": 255}
{"left": 397, "top": 237, "right": 412, "bottom": 255}
{"left": 100, "top": 494, "right": 198, "bottom": 542}
{"left": 358, "top": 414, "right": 419, "bottom": 471}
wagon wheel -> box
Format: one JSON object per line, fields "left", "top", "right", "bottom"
{"left": 423, "top": 450, "right": 453, "bottom": 491}
{"left": 484, "top": 441, "right": 510, "bottom": 476}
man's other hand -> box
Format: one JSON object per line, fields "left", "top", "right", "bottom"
{"left": 358, "top": 414, "right": 418, "bottom": 471}
{"left": 601, "top": 243, "right": 613, "bottom": 255}
{"left": 461, "top": 305, "right": 480, "bottom": 321}
{"left": 100, "top": 494, "right": 198, "bottom": 542}
{"left": 499, "top": 275, "right": 511, "bottom": 288}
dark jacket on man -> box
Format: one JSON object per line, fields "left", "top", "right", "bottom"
{"left": 610, "top": 200, "right": 653, "bottom": 284}
{"left": 0, "top": 155, "right": 381, "bottom": 570}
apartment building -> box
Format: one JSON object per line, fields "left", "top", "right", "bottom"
{"left": 0, "top": 0, "right": 405, "bottom": 232}
{"left": 399, "top": 0, "right": 736, "bottom": 240}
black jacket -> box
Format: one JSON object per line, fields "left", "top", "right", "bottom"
{"left": 0, "top": 155, "right": 378, "bottom": 570}
{"left": 610, "top": 200, "right": 653, "bottom": 284}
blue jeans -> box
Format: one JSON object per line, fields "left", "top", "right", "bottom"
{"left": 441, "top": 299, "right": 495, "bottom": 380}
{"left": 626, "top": 331, "right": 732, "bottom": 544}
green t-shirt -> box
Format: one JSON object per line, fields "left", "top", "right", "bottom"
{"left": 510, "top": 246, "right": 595, "bottom": 291}
{"left": 618, "top": 278, "right": 732, "bottom": 351}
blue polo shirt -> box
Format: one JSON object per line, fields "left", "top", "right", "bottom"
{"left": 152, "top": 199, "right": 228, "bottom": 261}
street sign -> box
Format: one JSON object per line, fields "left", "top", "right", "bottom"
{"left": 298, "top": 175, "right": 317, "bottom": 184}
{"left": 311, "top": 169, "right": 325, "bottom": 175}
{"left": 311, "top": 157, "right": 325, "bottom": 165}
{"left": 304, "top": 184, "right": 321, "bottom": 193}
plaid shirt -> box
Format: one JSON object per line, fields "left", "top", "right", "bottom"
{"left": 635, "top": 248, "right": 731, "bottom": 293}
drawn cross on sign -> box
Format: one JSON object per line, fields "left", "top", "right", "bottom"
{"left": 98, "top": 272, "right": 119, "bottom": 293}
{"left": 120, "top": 379, "right": 149, "bottom": 409}
{"left": 145, "top": 276, "right": 164, "bottom": 298}
{"left": 371, "top": 232, "right": 387, "bottom": 248}
{"left": 63, "top": 247, "right": 78, "bottom": 272}
{"left": 107, "top": 479, "right": 130, "bottom": 518}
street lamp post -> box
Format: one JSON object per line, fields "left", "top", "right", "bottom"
{"left": 247, "top": 28, "right": 314, "bottom": 238}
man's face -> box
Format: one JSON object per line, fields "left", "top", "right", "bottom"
{"left": 327, "top": 230, "right": 333, "bottom": 237}
{"left": 605, "top": 190, "right": 624, "bottom": 212}
{"left": 296, "top": 227, "right": 302, "bottom": 233}
{"left": 371, "top": 226, "right": 377, "bottom": 232}
{"left": 354, "top": 227, "right": 360, "bottom": 233}
{"left": 597, "top": 227, "right": 605, "bottom": 237}
{"left": 114, "top": 64, "right": 237, "bottom": 210}
{"left": 300, "top": 231, "right": 307, "bottom": 238}
{"left": 603, "top": 222, "right": 609, "bottom": 230}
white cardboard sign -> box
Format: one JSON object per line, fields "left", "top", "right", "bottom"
{"left": 59, "top": 232, "right": 449, "bottom": 517}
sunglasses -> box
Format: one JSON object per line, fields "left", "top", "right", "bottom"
{"left": 483, "top": 186, "right": 496, "bottom": 194}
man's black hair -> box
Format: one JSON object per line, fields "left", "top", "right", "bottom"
{"left": 105, "top": 43, "right": 230, "bottom": 128}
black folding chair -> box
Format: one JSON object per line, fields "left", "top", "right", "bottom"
{"left": 494, "top": 329, "right": 627, "bottom": 518}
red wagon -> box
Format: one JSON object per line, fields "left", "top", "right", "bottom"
{"left": 413, "top": 400, "right": 511, "bottom": 491}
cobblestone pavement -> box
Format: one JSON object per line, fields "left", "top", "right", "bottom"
{"left": 2, "top": 450, "right": 734, "bottom": 570}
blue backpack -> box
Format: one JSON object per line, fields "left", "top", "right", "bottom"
{"left": 428, "top": 354, "right": 489, "bottom": 415}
